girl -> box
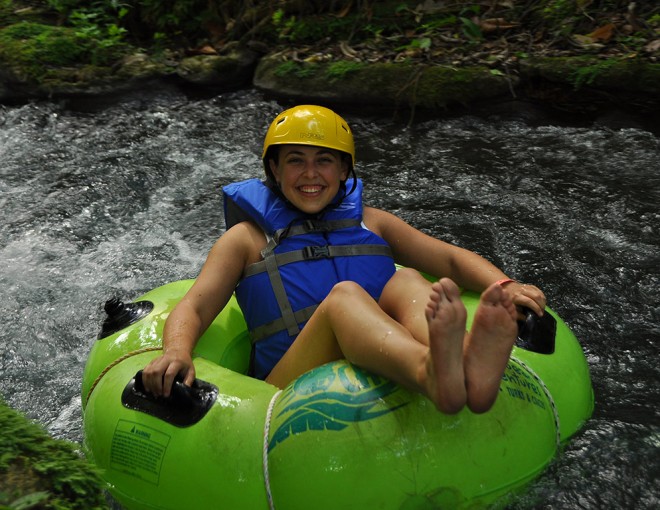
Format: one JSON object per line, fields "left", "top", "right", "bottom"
{"left": 142, "top": 105, "right": 546, "bottom": 414}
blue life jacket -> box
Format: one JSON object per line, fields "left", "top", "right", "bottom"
{"left": 222, "top": 178, "right": 396, "bottom": 379}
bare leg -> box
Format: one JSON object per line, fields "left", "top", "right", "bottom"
{"left": 421, "top": 278, "right": 468, "bottom": 414}
{"left": 378, "top": 267, "right": 433, "bottom": 346}
{"left": 266, "top": 280, "right": 427, "bottom": 392}
{"left": 463, "top": 282, "right": 518, "bottom": 413}
{"left": 266, "top": 275, "right": 517, "bottom": 416}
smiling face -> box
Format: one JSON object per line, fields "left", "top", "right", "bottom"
{"left": 269, "top": 144, "right": 349, "bottom": 214}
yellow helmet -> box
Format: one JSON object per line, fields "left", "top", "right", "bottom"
{"left": 262, "top": 105, "right": 355, "bottom": 179}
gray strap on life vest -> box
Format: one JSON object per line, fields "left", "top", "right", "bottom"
{"left": 246, "top": 244, "right": 393, "bottom": 278}
{"left": 250, "top": 217, "right": 393, "bottom": 344}
{"left": 276, "top": 218, "right": 361, "bottom": 238}
{"left": 251, "top": 305, "right": 318, "bottom": 343}
{"left": 263, "top": 251, "right": 301, "bottom": 338}
{"left": 261, "top": 219, "right": 362, "bottom": 258}
{"left": 248, "top": 243, "right": 393, "bottom": 343}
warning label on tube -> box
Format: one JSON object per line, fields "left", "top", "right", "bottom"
{"left": 110, "top": 420, "right": 170, "bottom": 485}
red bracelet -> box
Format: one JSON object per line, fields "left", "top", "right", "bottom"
{"left": 495, "top": 278, "right": 516, "bottom": 286}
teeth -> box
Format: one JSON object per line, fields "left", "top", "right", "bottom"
{"left": 300, "top": 186, "right": 322, "bottom": 193}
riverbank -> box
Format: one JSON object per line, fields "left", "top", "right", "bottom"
{"left": 3, "top": 46, "right": 659, "bottom": 131}
{"left": 1, "top": 1, "right": 659, "bottom": 126}
{"left": 0, "top": 399, "right": 108, "bottom": 509}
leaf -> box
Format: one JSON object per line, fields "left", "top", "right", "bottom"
{"left": 643, "top": 39, "right": 660, "bottom": 53}
{"left": 572, "top": 34, "right": 604, "bottom": 50}
{"left": 416, "top": 0, "right": 445, "bottom": 14}
{"left": 460, "top": 17, "right": 482, "bottom": 41}
{"left": 479, "top": 18, "right": 519, "bottom": 33}
{"left": 336, "top": 1, "right": 353, "bottom": 19}
{"left": 10, "top": 491, "right": 50, "bottom": 510}
{"left": 587, "top": 23, "right": 615, "bottom": 43}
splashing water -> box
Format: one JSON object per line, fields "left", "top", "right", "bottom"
{"left": 1, "top": 89, "right": 658, "bottom": 508}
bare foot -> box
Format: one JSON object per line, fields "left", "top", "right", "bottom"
{"left": 464, "top": 282, "right": 518, "bottom": 413}
{"left": 423, "top": 278, "right": 468, "bottom": 414}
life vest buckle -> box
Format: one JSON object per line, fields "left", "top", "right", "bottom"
{"left": 303, "top": 245, "right": 330, "bottom": 259}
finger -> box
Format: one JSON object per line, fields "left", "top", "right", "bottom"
{"left": 162, "top": 365, "right": 181, "bottom": 398}
{"left": 142, "top": 360, "right": 164, "bottom": 396}
{"left": 515, "top": 285, "right": 546, "bottom": 316}
{"left": 164, "top": 361, "right": 194, "bottom": 397}
{"left": 184, "top": 368, "right": 196, "bottom": 387}
{"left": 524, "top": 289, "right": 546, "bottom": 315}
{"left": 513, "top": 294, "right": 544, "bottom": 317}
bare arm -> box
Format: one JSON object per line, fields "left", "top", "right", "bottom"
{"left": 142, "top": 222, "right": 262, "bottom": 396}
{"left": 363, "top": 206, "right": 546, "bottom": 314}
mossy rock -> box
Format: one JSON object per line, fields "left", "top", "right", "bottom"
{"left": 176, "top": 49, "right": 258, "bottom": 87}
{"left": 253, "top": 55, "right": 514, "bottom": 110}
{"left": 0, "top": 21, "right": 123, "bottom": 77}
{"left": 0, "top": 19, "right": 152, "bottom": 100}
{"left": 520, "top": 56, "right": 660, "bottom": 94}
{"left": 0, "top": 399, "right": 108, "bottom": 510}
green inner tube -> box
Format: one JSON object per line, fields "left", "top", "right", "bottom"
{"left": 82, "top": 279, "right": 594, "bottom": 510}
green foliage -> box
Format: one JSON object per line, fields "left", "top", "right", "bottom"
{"left": 0, "top": 0, "right": 51, "bottom": 26}
{"left": 459, "top": 17, "right": 482, "bottom": 41}
{"left": 535, "top": 0, "right": 580, "bottom": 37}
{"left": 0, "top": 19, "right": 124, "bottom": 78}
{"left": 542, "top": 0, "right": 575, "bottom": 22}
{"left": 274, "top": 60, "right": 318, "bottom": 79}
{"left": 396, "top": 37, "right": 432, "bottom": 52}
{"left": 420, "top": 16, "right": 458, "bottom": 31}
{"left": 647, "top": 14, "right": 660, "bottom": 27}
{"left": 0, "top": 0, "right": 133, "bottom": 75}
{"left": 5, "top": 491, "right": 51, "bottom": 509}
{"left": 0, "top": 22, "right": 87, "bottom": 67}
{"left": 326, "top": 60, "right": 365, "bottom": 80}
{"left": 70, "top": 8, "right": 128, "bottom": 61}
{"left": 46, "top": 0, "right": 87, "bottom": 14}
{"left": 572, "top": 58, "right": 618, "bottom": 89}
{"left": 0, "top": 399, "right": 108, "bottom": 509}
{"left": 271, "top": 9, "right": 354, "bottom": 44}
{"left": 135, "top": 0, "right": 217, "bottom": 44}
{"left": 0, "top": 0, "right": 13, "bottom": 24}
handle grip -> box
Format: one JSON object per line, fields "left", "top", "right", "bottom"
{"left": 121, "top": 370, "right": 218, "bottom": 427}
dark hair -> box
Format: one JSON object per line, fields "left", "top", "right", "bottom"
{"left": 264, "top": 145, "right": 355, "bottom": 189}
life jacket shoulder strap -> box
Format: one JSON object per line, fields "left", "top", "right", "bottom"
{"left": 261, "top": 218, "right": 362, "bottom": 257}
{"left": 247, "top": 244, "right": 393, "bottom": 278}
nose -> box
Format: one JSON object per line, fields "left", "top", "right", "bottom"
{"left": 302, "top": 160, "right": 318, "bottom": 177}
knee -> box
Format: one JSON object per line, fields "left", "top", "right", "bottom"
{"left": 388, "top": 267, "right": 427, "bottom": 286}
{"left": 391, "top": 267, "right": 416, "bottom": 281}
{"left": 327, "top": 280, "right": 366, "bottom": 302}
{"left": 380, "top": 267, "right": 428, "bottom": 301}
{"left": 321, "top": 281, "right": 368, "bottom": 315}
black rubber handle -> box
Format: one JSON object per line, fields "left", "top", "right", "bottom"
{"left": 121, "top": 370, "right": 218, "bottom": 427}
{"left": 516, "top": 308, "right": 557, "bottom": 354}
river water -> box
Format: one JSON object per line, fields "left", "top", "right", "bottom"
{"left": 1, "top": 88, "right": 658, "bottom": 508}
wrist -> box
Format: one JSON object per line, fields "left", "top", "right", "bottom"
{"left": 495, "top": 278, "right": 516, "bottom": 287}
{"left": 163, "top": 345, "right": 192, "bottom": 358}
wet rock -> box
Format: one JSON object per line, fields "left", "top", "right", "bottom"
{"left": 177, "top": 49, "right": 258, "bottom": 88}
{"left": 253, "top": 54, "right": 515, "bottom": 109}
